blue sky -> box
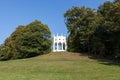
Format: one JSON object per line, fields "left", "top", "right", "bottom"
{"left": 0, "top": 0, "right": 113, "bottom": 44}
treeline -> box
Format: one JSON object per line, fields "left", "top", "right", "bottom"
{"left": 0, "top": 20, "right": 52, "bottom": 60}
{"left": 64, "top": 0, "right": 120, "bottom": 59}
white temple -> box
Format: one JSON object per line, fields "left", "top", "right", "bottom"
{"left": 52, "top": 34, "right": 67, "bottom": 52}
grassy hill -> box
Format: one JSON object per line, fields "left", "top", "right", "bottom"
{"left": 0, "top": 52, "right": 120, "bottom": 80}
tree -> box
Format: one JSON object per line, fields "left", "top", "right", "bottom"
{"left": 18, "top": 20, "right": 52, "bottom": 58}
{"left": 97, "top": 0, "right": 120, "bottom": 58}
{"left": 0, "top": 20, "right": 52, "bottom": 60}
{"left": 64, "top": 7, "right": 96, "bottom": 52}
{"left": 64, "top": 0, "right": 120, "bottom": 60}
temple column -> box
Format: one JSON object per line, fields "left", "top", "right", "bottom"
{"left": 65, "top": 43, "right": 67, "bottom": 51}
{"left": 53, "top": 43, "right": 54, "bottom": 51}
{"left": 57, "top": 42, "right": 58, "bottom": 51}
{"left": 53, "top": 43, "right": 56, "bottom": 51}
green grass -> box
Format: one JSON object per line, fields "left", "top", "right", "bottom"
{"left": 0, "top": 52, "right": 120, "bottom": 80}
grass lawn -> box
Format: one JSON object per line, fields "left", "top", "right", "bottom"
{"left": 0, "top": 52, "right": 120, "bottom": 80}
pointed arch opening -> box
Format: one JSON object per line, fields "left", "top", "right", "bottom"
{"left": 58, "top": 42, "right": 62, "bottom": 50}
{"left": 63, "top": 42, "right": 66, "bottom": 50}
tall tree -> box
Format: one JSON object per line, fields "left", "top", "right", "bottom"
{"left": 64, "top": 7, "right": 96, "bottom": 52}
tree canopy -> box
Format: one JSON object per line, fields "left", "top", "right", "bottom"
{"left": 64, "top": 7, "right": 96, "bottom": 52}
{"left": 64, "top": 0, "right": 120, "bottom": 59}
{"left": 0, "top": 20, "right": 52, "bottom": 60}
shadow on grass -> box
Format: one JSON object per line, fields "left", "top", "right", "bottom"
{"left": 64, "top": 52, "right": 120, "bottom": 66}
{"left": 88, "top": 55, "right": 120, "bottom": 67}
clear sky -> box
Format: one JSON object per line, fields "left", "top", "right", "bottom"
{"left": 0, "top": 0, "right": 113, "bottom": 44}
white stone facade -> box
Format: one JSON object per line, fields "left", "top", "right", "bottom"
{"left": 52, "top": 34, "right": 67, "bottom": 52}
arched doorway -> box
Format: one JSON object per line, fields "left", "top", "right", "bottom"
{"left": 58, "top": 42, "right": 62, "bottom": 50}
{"left": 63, "top": 42, "right": 65, "bottom": 50}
